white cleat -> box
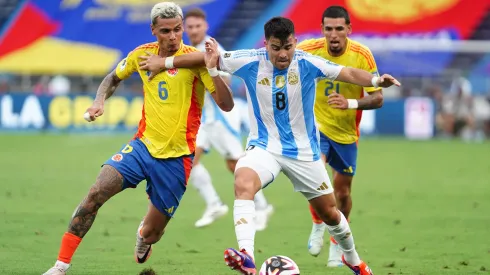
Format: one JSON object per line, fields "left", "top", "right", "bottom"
{"left": 42, "top": 262, "right": 70, "bottom": 275}
{"left": 327, "top": 239, "right": 344, "bottom": 267}
{"left": 255, "top": 204, "right": 274, "bottom": 231}
{"left": 134, "top": 221, "right": 152, "bottom": 264}
{"left": 195, "top": 203, "right": 229, "bottom": 228}
{"left": 307, "top": 222, "right": 326, "bottom": 257}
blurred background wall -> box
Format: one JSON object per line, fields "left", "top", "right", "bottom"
{"left": 1, "top": 0, "right": 489, "bottom": 142}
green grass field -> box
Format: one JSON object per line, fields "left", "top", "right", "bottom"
{"left": 1, "top": 134, "right": 490, "bottom": 275}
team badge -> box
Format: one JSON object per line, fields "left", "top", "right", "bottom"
{"left": 224, "top": 52, "right": 231, "bottom": 58}
{"left": 112, "top": 154, "right": 123, "bottom": 162}
{"left": 166, "top": 68, "right": 179, "bottom": 76}
{"left": 275, "top": 75, "right": 286, "bottom": 88}
{"left": 288, "top": 71, "right": 299, "bottom": 85}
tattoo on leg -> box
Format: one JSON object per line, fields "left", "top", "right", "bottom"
{"left": 68, "top": 165, "right": 123, "bottom": 238}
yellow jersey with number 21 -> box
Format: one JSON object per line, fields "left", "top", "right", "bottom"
{"left": 297, "top": 38, "right": 380, "bottom": 144}
{"left": 115, "top": 42, "right": 216, "bottom": 159}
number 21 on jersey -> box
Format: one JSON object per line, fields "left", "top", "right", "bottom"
{"left": 324, "top": 80, "right": 340, "bottom": 95}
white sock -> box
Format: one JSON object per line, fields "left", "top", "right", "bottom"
{"left": 189, "top": 163, "right": 221, "bottom": 207}
{"left": 234, "top": 199, "right": 256, "bottom": 259}
{"left": 254, "top": 189, "right": 268, "bottom": 210}
{"left": 312, "top": 222, "right": 326, "bottom": 232}
{"left": 55, "top": 260, "right": 70, "bottom": 270}
{"left": 326, "top": 211, "right": 361, "bottom": 266}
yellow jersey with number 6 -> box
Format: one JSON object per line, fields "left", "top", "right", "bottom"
{"left": 115, "top": 42, "right": 215, "bottom": 158}
{"left": 297, "top": 38, "right": 380, "bottom": 144}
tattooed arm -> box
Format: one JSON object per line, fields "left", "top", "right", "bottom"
{"left": 85, "top": 69, "right": 123, "bottom": 121}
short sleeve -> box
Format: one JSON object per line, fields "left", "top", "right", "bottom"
{"left": 303, "top": 54, "right": 344, "bottom": 81}
{"left": 358, "top": 47, "right": 381, "bottom": 93}
{"left": 115, "top": 50, "right": 137, "bottom": 80}
{"left": 219, "top": 49, "right": 260, "bottom": 75}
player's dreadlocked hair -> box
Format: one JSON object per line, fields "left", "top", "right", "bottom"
{"left": 322, "top": 6, "right": 350, "bottom": 24}
{"left": 264, "top": 17, "right": 295, "bottom": 43}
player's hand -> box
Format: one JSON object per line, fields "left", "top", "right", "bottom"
{"left": 204, "top": 37, "right": 220, "bottom": 69}
{"left": 327, "top": 93, "right": 348, "bottom": 109}
{"left": 377, "top": 74, "right": 401, "bottom": 88}
{"left": 84, "top": 101, "right": 104, "bottom": 122}
{"left": 138, "top": 51, "right": 164, "bottom": 81}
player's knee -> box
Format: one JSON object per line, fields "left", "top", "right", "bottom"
{"left": 83, "top": 185, "right": 108, "bottom": 211}
{"left": 234, "top": 168, "right": 259, "bottom": 200}
{"left": 142, "top": 227, "right": 165, "bottom": 245}
{"left": 321, "top": 205, "right": 341, "bottom": 226}
{"left": 334, "top": 186, "right": 351, "bottom": 201}
{"left": 311, "top": 194, "right": 339, "bottom": 225}
{"left": 333, "top": 175, "right": 352, "bottom": 199}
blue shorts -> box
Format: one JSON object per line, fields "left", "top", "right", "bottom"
{"left": 103, "top": 138, "right": 193, "bottom": 217}
{"left": 319, "top": 132, "right": 358, "bottom": 176}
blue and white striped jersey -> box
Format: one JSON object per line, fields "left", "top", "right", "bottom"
{"left": 219, "top": 48, "right": 343, "bottom": 161}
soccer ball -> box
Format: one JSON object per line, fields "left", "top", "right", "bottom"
{"left": 259, "top": 255, "right": 300, "bottom": 275}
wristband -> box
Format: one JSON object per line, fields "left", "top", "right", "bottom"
{"left": 208, "top": 67, "right": 219, "bottom": 77}
{"left": 165, "top": 56, "right": 175, "bottom": 69}
{"left": 347, "top": 99, "right": 358, "bottom": 109}
{"left": 371, "top": 76, "right": 380, "bottom": 88}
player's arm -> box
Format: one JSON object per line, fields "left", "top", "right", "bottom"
{"left": 138, "top": 51, "right": 205, "bottom": 80}
{"left": 336, "top": 67, "right": 399, "bottom": 89}
{"left": 85, "top": 53, "right": 136, "bottom": 121}
{"left": 307, "top": 54, "right": 400, "bottom": 109}
{"left": 202, "top": 38, "right": 234, "bottom": 112}
{"left": 348, "top": 49, "right": 384, "bottom": 110}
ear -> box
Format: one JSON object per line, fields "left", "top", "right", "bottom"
{"left": 347, "top": 24, "right": 352, "bottom": 35}
{"left": 150, "top": 24, "right": 155, "bottom": 36}
{"left": 264, "top": 39, "right": 268, "bottom": 47}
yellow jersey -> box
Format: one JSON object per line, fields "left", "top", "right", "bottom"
{"left": 297, "top": 38, "right": 381, "bottom": 144}
{"left": 115, "top": 42, "right": 215, "bottom": 158}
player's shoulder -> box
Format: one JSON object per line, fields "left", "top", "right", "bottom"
{"left": 296, "top": 38, "right": 325, "bottom": 52}
{"left": 348, "top": 39, "right": 374, "bottom": 57}
{"left": 347, "top": 38, "right": 377, "bottom": 68}
{"left": 125, "top": 42, "right": 159, "bottom": 60}
{"left": 181, "top": 44, "right": 200, "bottom": 53}
{"left": 131, "top": 42, "right": 159, "bottom": 54}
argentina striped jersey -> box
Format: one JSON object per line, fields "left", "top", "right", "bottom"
{"left": 219, "top": 48, "right": 344, "bottom": 161}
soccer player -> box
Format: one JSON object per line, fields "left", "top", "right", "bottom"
{"left": 42, "top": 3, "right": 233, "bottom": 275}
{"left": 183, "top": 7, "right": 273, "bottom": 230}
{"left": 296, "top": 6, "right": 384, "bottom": 266}
{"left": 141, "top": 17, "right": 400, "bottom": 275}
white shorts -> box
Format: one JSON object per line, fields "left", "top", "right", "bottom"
{"left": 196, "top": 121, "right": 244, "bottom": 160}
{"left": 235, "top": 146, "right": 333, "bottom": 200}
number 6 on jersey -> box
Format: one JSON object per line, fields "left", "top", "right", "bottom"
{"left": 158, "top": 81, "right": 168, "bottom": 100}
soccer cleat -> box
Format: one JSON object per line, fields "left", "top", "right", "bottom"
{"left": 195, "top": 203, "right": 229, "bottom": 228}
{"left": 224, "top": 248, "right": 256, "bottom": 275}
{"left": 134, "top": 221, "right": 152, "bottom": 264}
{"left": 342, "top": 255, "right": 373, "bottom": 275}
{"left": 307, "top": 222, "right": 326, "bottom": 256}
{"left": 255, "top": 204, "right": 274, "bottom": 231}
{"left": 327, "top": 237, "right": 344, "bottom": 267}
{"left": 42, "top": 264, "right": 69, "bottom": 275}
